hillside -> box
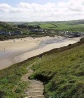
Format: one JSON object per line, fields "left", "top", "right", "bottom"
{"left": 0, "top": 38, "right": 84, "bottom": 98}
{"left": 25, "top": 20, "right": 84, "bottom": 32}
{"left": 30, "top": 38, "right": 84, "bottom": 98}
{"left": 1, "top": 19, "right": 84, "bottom": 33}
{"left": 0, "top": 22, "right": 19, "bottom": 32}
{"left": 0, "top": 20, "right": 84, "bottom": 40}
{"left": 0, "top": 22, "right": 30, "bottom": 40}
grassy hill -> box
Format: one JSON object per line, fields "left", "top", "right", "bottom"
{"left": 0, "top": 19, "right": 84, "bottom": 39}
{"left": 30, "top": 38, "right": 84, "bottom": 98}
{"left": 1, "top": 19, "right": 84, "bottom": 33}
{"left": 0, "top": 38, "right": 84, "bottom": 98}
{"left": 0, "top": 22, "right": 19, "bottom": 32}
{"left": 25, "top": 20, "right": 84, "bottom": 32}
{"left": 0, "top": 22, "right": 30, "bottom": 40}
{"left": 0, "top": 20, "right": 84, "bottom": 97}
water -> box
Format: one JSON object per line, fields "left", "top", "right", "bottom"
{"left": 0, "top": 37, "right": 67, "bottom": 58}
{"left": 0, "top": 36, "right": 76, "bottom": 70}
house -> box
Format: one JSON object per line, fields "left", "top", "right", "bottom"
{"left": 0, "top": 30, "right": 22, "bottom": 35}
{"left": 65, "top": 31, "right": 80, "bottom": 38}
{"left": 28, "top": 25, "right": 41, "bottom": 30}
{"left": 28, "top": 25, "right": 46, "bottom": 33}
{"left": 71, "top": 32, "right": 80, "bottom": 37}
{"left": 30, "top": 29, "right": 44, "bottom": 33}
{"left": 28, "top": 25, "right": 45, "bottom": 33}
{"left": 0, "top": 31, "right": 3, "bottom": 34}
{"left": 0, "top": 31, "right": 11, "bottom": 35}
{"left": 11, "top": 31, "right": 22, "bottom": 35}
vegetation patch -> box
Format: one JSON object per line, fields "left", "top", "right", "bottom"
{"left": 0, "top": 58, "right": 37, "bottom": 98}
{"left": 0, "top": 37, "right": 84, "bottom": 98}
{"left": 31, "top": 38, "right": 84, "bottom": 98}
{"left": 0, "top": 20, "right": 84, "bottom": 41}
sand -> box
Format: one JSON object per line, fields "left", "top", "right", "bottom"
{"left": 0, "top": 36, "right": 81, "bottom": 70}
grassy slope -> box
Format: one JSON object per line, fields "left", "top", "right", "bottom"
{"left": 0, "top": 20, "right": 84, "bottom": 98}
{"left": 39, "top": 22, "right": 84, "bottom": 32}
{"left": 13, "top": 20, "right": 84, "bottom": 32}
{"left": 0, "top": 58, "right": 37, "bottom": 98}
{"left": 26, "top": 20, "right": 84, "bottom": 32}
{"left": 0, "top": 22, "right": 30, "bottom": 40}
{"left": 1, "top": 19, "right": 84, "bottom": 33}
{"left": 0, "top": 20, "right": 84, "bottom": 37}
{"left": 0, "top": 38, "right": 84, "bottom": 98}
{"left": 0, "top": 22, "right": 19, "bottom": 32}
{"left": 31, "top": 39, "right": 84, "bottom": 98}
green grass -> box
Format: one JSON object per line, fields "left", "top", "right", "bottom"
{"left": 39, "top": 22, "right": 84, "bottom": 32}
{"left": 0, "top": 38, "right": 84, "bottom": 98}
{"left": 0, "top": 33, "right": 84, "bottom": 97}
{"left": 25, "top": 20, "right": 84, "bottom": 32}
{"left": 0, "top": 20, "right": 84, "bottom": 40}
{"left": 30, "top": 38, "right": 84, "bottom": 98}
{"left": 0, "top": 58, "right": 37, "bottom": 98}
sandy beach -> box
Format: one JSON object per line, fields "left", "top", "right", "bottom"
{"left": 0, "top": 36, "right": 81, "bottom": 70}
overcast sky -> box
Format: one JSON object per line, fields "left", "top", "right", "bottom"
{"left": 0, "top": 0, "right": 84, "bottom": 22}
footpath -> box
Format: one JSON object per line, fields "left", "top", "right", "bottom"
{"left": 21, "top": 62, "right": 45, "bottom": 98}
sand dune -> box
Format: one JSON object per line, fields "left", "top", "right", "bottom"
{"left": 0, "top": 36, "right": 81, "bottom": 70}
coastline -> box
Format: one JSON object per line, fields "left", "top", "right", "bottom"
{"left": 0, "top": 36, "right": 81, "bottom": 70}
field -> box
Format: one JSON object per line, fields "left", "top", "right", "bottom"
{"left": 25, "top": 20, "right": 84, "bottom": 32}
{"left": 1, "top": 20, "right": 84, "bottom": 33}
{"left": 0, "top": 20, "right": 84, "bottom": 40}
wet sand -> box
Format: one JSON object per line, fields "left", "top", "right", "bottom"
{"left": 0, "top": 36, "right": 81, "bottom": 70}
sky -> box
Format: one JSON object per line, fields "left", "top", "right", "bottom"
{"left": 0, "top": 0, "right": 84, "bottom": 22}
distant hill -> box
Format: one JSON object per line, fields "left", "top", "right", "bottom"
{"left": 0, "top": 19, "right": 84, "bottom": 37}
{"left": 0, "top": 22, "right": 20, "bottom": 32}
{"left": 23, "top": 19, "right": 84, "bottom": 32}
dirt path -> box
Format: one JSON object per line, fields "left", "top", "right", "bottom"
{"left": 21, "top": 62, "right": 45, "bottom": 98}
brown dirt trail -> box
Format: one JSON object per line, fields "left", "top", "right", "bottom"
{"left": 21, "top": 62, "right": 45, "bottom": 98}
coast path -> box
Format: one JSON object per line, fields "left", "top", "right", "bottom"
{"left": 21, "top": 61, "right": 45, "bottom": 98}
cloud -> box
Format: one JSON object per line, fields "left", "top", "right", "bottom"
{"left": 0, "top": 3, "right": 11, "bottom": 9}
{"left": 0, "top": 3, "right": 11, "bottom": 13}
{"left": 0, "top": 0, "right": 84, "bottom": 22}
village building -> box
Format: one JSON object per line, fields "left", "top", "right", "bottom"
{"left": 0, "top": 31, "right": 11, "bottom": 35}
{"left": 65, "top": 31, "right": 81, "bottom": 38}
{"left": 0, "top": 30, "right": 22, "bottom": 35}
{"left": 11, "top": 31, "right": 22, "bottom": 35}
